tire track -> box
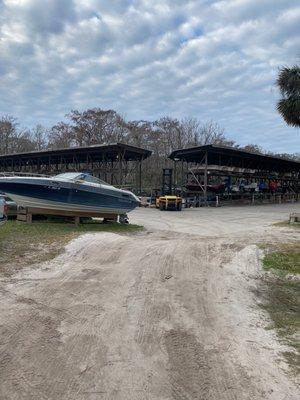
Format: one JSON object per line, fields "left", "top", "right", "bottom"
{"left": 165, "top": 329, "right": 210, "bottom": 400}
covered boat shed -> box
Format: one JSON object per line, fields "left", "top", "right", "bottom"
{"left": 0, "top": 143, "right": 151, "bottom": 193}
{"left": 169, "top": 144, "right": 300, "bottom": 205}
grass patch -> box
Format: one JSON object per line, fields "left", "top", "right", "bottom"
{"left": 0, "top": 219, "right": 143, "bottom": 276}
{"left": 261, "top": 279, "right": 300, "bottom": 374}
{"left": 262, "top": 280, "right": 299, "bottom": 336}
{"left": 259, "top": 242, "right": 300, "bottom": 374}
{"left": 262, "top": 243, "right": 300, "bottom": 275}
{"left": 273, "top": 221, "right": 300, "bottom": 229}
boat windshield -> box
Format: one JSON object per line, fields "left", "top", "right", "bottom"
{"left": 54, "top": 173, "right": 110, "bottom": 185}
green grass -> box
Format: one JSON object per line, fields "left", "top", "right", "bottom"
{"left": 273, "top": 221, "right": 300, "bottom": 229}
{"left": 0, "top": 219, "right": 143, "bottom": 276}
{"left": 262, "top": 279, "right": 300, "bottom": 375}
{"left": 262, "top": 243, "right": 300, "bottom": 275}
{"left": 259, "top": 242, "right": 300, "bottom": 374}
{"left": 263, "top": 280, "right": 299, "bottom": 336}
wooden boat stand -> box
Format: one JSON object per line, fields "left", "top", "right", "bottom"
{"left": 17, "top": 207, "right": 119, "bottom": 225}
{"left": 289, "top": 212, "right": 300, "bottom": 224}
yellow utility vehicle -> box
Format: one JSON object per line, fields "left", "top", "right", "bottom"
{"left": 156, "top": 195, "right": 182, "bottom": 211}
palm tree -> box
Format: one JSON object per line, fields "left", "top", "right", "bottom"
{"left": 276, "top": 65, "right": 300, "bottom": 127}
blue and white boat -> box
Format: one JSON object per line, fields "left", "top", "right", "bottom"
{"left": 0, "top": 172, "right": 140, "bottom": 215}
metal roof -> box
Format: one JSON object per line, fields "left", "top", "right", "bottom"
{"left": 0, "top": 143, "right": 152, "bottom": 166}
{"left": 169, "top": 144, "right": 300, "bottom": 173}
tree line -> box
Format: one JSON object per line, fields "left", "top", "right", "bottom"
{"left": 1, "top": 108, "right": 298, "bottom": 156}
{"left": 0, "top": 110, "right": 236, "bottom": 154}
{"left": 1, "top": 63, "right": 299, "bottom": 161}
{"left": 0, "top": 109, "right": 299, "bottom": 188}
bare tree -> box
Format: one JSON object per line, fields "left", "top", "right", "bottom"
{"left": 242, "top": 144, "right": 264, "bottom": 154}
{"left": 179, "top": 117, "right": 202, "bottom": 147}
{"left": 48, "top": 122, "right": 75, "bottom": 149}
{"left": 66, "top": 109, "right": 127, "bottom": 146}
{"left": 124, "top": 116, "right": 237, "bottom": 188}
{"left": 30, "top": 124, "right": 48, "bottom": 150}
{"left": 195, "top": 120, "right": 235, "bottom": 147}
{"left": 0, "top": 115, "right": 19, "bottom": 154}
{"left": 0, "top": 115, "right": 35, "bottom": 154}
{"left": 13, "top": 131, "right": 36, "bottom": 153}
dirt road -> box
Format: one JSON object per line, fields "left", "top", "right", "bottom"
{"left": 0, "top": 204, "right": 299, "bottom": 399}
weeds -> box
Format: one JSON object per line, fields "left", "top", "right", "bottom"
{"left": 259, "top": 242, "right": 300, "bottom": 374}
{"left": 0, "top": 219, "right": 143, "bottom": 276}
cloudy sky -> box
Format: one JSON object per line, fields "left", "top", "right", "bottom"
{"left": 0, "top": 0, "right": 299, "bottom": 152}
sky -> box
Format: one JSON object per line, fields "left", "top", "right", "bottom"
{"left": 0, "top": 0, "right": 299, "bottom": 153}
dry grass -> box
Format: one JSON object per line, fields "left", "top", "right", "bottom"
{"left": 259, "top": 241, "right": 300, "bottom": 374}
{"left": 0, "top": 219, "right": 143, "bottom": 276}
{"left": 273, "top": 221, "right": 300, "bottom": 229}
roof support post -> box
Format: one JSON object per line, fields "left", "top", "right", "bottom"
{"left": 111, "top": 160, "right": 114, "bottom": 185}
{"left": 118, "top": 150, "right": 122, "bottom": 188}
{"left": 204, "top": 150, "right": 208, "bottom": 206}
{"left": 181, "top": 160, "right": 184, "bottom": 196}
{"left": 139, "top": 158, "right": 142, "bottom": 194}
{"left": 173, "top": 160, "right": 177, "bottom": 194}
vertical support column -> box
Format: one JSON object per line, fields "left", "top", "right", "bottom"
{"left": 104, "top": 166, "right": 107, "bottom": 183}
{"left": 181, "top": 160, "right": 184, "bottom": 196}
{"left": 111, "top": 160, "right": 114, "bottom": 185}
{"left": 118, "top": 151, "right": 122, "bottom": 188}
{"left": 173, "top": 160, "right": 177, "bottom": 194}
{"left": 139, "top": 159, "right": 142, "bottom": 194}
{"left": 86, "top": 153, "right": 89, "bottom": 172}
{"left": 204, "top": 150, "right": 208, "bottom": 206}
{"left": 102, "top": 153, "right": 106, "bottom": 183}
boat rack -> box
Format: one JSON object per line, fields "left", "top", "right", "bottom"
{"left": 169, "top": 144, "right": 300, "bottom": 206}
{"left": 0, "top": 143, "right": 152, "bottom": 194}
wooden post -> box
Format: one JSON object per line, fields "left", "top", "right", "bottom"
{"left": 110, "top": 160, "right": 113, "bottom": 185}
{"left": 139, "top": 159, "right": 142, "bottom": 194}
{"left": 174, "top": 160, "right": 177, "bottom": 194}
{"left": 118, "top": 150, "right": 122, "bottom": 188}
{"left": 26, "top": 213, "right": 32, "bottom": 223}
{"left": 204, "top": 151, "right": 208, "bottom": 206}
{"left": 181, "top": 160, "right": 184, "bottom": 196}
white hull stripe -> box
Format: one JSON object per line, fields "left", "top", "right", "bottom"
{"left": 7, "top": 194, "right": 131, "bottom": 214}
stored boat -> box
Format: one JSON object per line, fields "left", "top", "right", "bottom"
{"left": 0, "top": 172, "right": 140, "bottom": 215}
{"left": 186, "top": 182, "right": 226, "bottom": 193}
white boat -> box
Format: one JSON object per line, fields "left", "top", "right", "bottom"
{"left": 0, "top": 172, "right": 140, "bottom": 215}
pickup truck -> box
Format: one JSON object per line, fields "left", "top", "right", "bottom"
{"left": 0, "top": 197, "right": 7, "bottom": 226}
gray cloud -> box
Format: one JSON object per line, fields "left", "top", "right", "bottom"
{"left": 0, "top": 0, "right": 299, "bottom": 153}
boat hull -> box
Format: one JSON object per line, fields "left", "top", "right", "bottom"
{"left": 0, "top": 178, "right": 139, "bottom": 215}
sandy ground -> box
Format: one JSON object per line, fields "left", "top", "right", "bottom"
{"left": 0, "top": 203, "right": 299, "bottom": 400}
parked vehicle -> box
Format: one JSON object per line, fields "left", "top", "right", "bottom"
{"left": 139, "top": 196, "right": 151, "bottom": 207}
{"left": 0, "top": 194, "right": 17, "bottom": 217}
{"left": 0, "top": 197, "right": 7, "bottom": 226}
{"left": 156, "top": 196, "right": 182, "bottom": 211}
